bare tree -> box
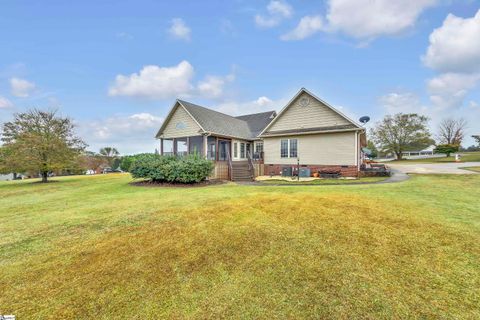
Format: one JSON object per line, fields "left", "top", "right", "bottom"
{"left": 437, "top": 118, "right": 467, "bottom": 145}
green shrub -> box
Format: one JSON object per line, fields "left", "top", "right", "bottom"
{"left": 120, "top": 153, "right": 157, "bottom": 172}
{"left": 130, "top": 154, "right": 214, "bottom": 183}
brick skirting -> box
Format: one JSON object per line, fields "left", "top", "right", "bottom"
{"left": 264, "top": 164, "right": 359, "bottom": 177}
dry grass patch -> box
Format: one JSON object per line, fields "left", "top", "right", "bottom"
{"left": 1, "top": 174, "right": 479, "bottom": 319}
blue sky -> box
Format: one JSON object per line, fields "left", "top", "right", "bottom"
{"left": 1, "top": 0, "right": 479, "bottom": 154}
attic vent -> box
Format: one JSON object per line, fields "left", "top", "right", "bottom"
{"left": 176, "top": 122, "right": 187, "bottom": 129}
{"left": 299, "top": 97, "right": 310, "bottom": 107}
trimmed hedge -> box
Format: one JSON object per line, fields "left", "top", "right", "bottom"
{"left": 130, "top": 154, "right": 214, "bottom": 183}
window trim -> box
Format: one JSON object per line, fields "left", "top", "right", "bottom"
{"left": 233, "top": 142, "right": 238, "bottom": 158}
{"left": 240, "top": 143, "right": 246, "bottom": 158}
{"left": 255, "top": 142, "right": 263, "bottom": 154}
{"left": 280, "top": 139, "right": 298, "bottom": 158}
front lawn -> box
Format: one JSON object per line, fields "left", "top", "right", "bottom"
{"left": 462, "top": 166, "right": 480, "bottom": 173}
{"left": 1, "top": 174, "right": 479, "bottom": 319}
{"left": 257, "top": 176, "right": 388, "bottom": 185}
{"left": 390, "top": 151, "right": 480, "bottom": 164}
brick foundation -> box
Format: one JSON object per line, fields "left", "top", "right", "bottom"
{"left": 264, "top": 164, "right": 359, "bottom": 177}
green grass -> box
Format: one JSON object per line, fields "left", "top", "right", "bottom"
{"left": 390, "top": 151, "right": 480, "bottom": 164}
{"left": 1, "top": 174, "right": 480, "bottom": 319}
{"left": 462, "top": 166, "right": 480, "bottom": 173}
{"left": 258, "top": 176, "right": 388, "bottom": 185}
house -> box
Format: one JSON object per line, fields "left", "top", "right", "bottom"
{"left": 401, "top": 145, "right": 436, "bottom": 158}
{"left": 155, "top": 88, "right": 366, "bottom": 181}
{"left": 0, "top": 173, "right": 22, "bottom": 181}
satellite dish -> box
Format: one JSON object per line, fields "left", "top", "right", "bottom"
{"left": 359, "top": 116, "right": 370, "bottom": 124}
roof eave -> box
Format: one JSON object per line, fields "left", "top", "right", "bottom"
{"left": 259, "top": 127, "right": 363, "bottom": 138}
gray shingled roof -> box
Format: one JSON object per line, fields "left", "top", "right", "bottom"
{"left": 235, "top": 111, "right": 276, "bottom": 138}
{"left": 178, "top": 100, "right": 274, "bottom": 140}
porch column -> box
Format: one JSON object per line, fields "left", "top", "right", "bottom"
{"left": 173, "top": 138, "right": 177, "bottom": 156}
{"left": 203, "top": 135, "right": 208, "bottom": 158}
{"left": 160, "top": 138, "right": 164, "bottom": 156}
{"left": 187, "top": 137, "right": 190, "bottom": 154}
{"left": 215, "top": 137, "right": 219, "bottom": 161}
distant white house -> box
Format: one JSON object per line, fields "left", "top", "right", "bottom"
{"left": 401, "top": 145, "right": 436, "bottom": 158}
{"left": 0, "top": 173, "right": 16, "bottom": 181}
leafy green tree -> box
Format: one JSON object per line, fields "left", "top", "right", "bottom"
{"left": 366, "top": 140, "right": 378, "bottom": 158}
{"left": 434, "top": 144, "right": 459, "bottom": 157}
{"left": 99, "top": 147, "right": 120, "bottom": 167}
{"left": 0, "top": 109, "right": 86, "bottom": 182}
{"left": 370, "top": 113, "right": 431, "bottom": 160}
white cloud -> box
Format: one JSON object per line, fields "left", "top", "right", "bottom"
{"left": 326, "top": 0, "right": 437, "bottom": 40}
{"left": 168, "top": 18, "right": 191, "bottom": 41}
{"left": 108, "top": 61, "right": 194, "bottom": 99}
{"left": 281, "top": 15, "right": 323, "bottom": 41}
{"left": 109, "top": 61, "right": 235, "bottom": 100}
{"left": 423, "top": 10, "right": 480, "bottom": 73}
{"left": 284, "top": 0, "right": 437, "bottom": 42}
{"left": 254, "top": 96, "right": 274, "bottom": 107}
{"left": 10, "top": 77, "right": 36, "bottom": 98}
{"left": 469, "top": 101, "right": 479, "bottom": 109}
{"left": 255, "top": 15, "right": 280, "bottom": 28}
{"left": 116, "top": 32, "right": 133, "bottom": 40}
{"left": 268, "top": 0, "right": 293, "bottom": 18}
{"left": 215, "top": 96, "right": 286, "bottom": 116}
{"left": 255, "top": 0, "right": 293, "bottom": 28}
{"left": 427, "top": 73, "right": 480, "bottom": 110}
{"left": 0, "top": 96, "right": 14, "bottom": 109}
{"left": 197, "top": 73, "right": 235, "bottom": 99}
{"left": 379, "top": 92, "right": 429, "bottom": 114}
{"left": 79, "top": 113, "right": 164, "bottom": 154}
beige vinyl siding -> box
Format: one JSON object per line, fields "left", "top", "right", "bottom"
{"left": 161, "top": 104, "right": 203, "bottom": 138}
{"left": 267, "top": 92, "right": 350, "bottom": 133}
{"left": 263, "top": 132, "right": 356, "bottom": 165}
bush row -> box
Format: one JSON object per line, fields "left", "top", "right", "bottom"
{"left": 130, "top": 154, "right": 214, "bottom": 183}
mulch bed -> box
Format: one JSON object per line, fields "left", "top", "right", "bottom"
{"left": 129, "top": 179, "right": 226, "bottom": 188}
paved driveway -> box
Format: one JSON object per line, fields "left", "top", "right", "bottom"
{"left": 388, "top": 162, "right": 480, "bottom": 174}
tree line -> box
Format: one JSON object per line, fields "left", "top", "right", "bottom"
{"left": 369, "top": 114, "right": 474, "bottom": 159}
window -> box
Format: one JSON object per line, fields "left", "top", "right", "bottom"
{"left": 240, "top": 143, "right": 245, "bottom": 158}
{"left": 255, "top": 142, "right": 263, "bottom": 154}
{"left": 175, "top": 122, "right": 186, "bottom": 129}
{"left": 280, "top": 139, "right": 298, "bottom": 158}
{"left": 234, "top": 142, "right": 238, "bottom": 158}
{"left": 290, "top": 139, "right": 297, "bottom": 158}
{"left": 207, "top": 143, "right": 216, "bottom": 160}
{"left": 281, "top": 140, "right": 289, "bottom": 158}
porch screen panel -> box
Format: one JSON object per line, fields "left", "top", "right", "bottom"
{"left": 188, "top": 136, "right": 204, "bottom": 155}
